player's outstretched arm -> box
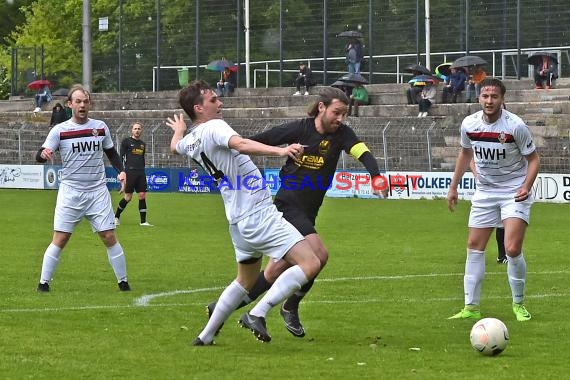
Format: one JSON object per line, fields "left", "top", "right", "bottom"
{"left": 229, "top": 135, "right": 304, "bottom": 159}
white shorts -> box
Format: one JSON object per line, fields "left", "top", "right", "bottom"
{"left": 229, "top": 204, "right": 304, "bottom": 263}
{"left": 468, "top": 191, "right": 533, "bottom": 228}
{"left": 54, "top": 183, "right": 116, "bottom": 233}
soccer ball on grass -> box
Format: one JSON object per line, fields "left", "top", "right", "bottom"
{"left": 469, "top": 318, "right": 509, "bottom": 356}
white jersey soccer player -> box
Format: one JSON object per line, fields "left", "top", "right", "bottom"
{"left": 461, "top": 109, "right": 536, "bottom": 195}
{"left": 35, "top": 85, "right": 130, "bottom": 292}
{"left": 175, "top": 118, "right": 273, "bottom": 225}
{"left": 447, "top": 78, "right": 539, "bottom": 322}
{"left": 167, "top": 80, "right": 321, "bottom": 345}
{"left": 45, "top": 119, "right": 113, "bottom": 191}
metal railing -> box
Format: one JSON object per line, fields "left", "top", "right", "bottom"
{"left": 4, "top": 116, "right": 569, "bottom": 174}
{"left": 154, "top": 45, "right": 570, "bottom": 91}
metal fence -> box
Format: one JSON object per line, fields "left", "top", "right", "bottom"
{"left": 7, "top": 0, "right": 570, "bottom": 94}
{"left": 3, "top": 117, "right": 569, "bottom": 173}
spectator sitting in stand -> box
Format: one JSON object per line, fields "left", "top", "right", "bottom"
{"left": 418, "top": 82, "right": 436, "bottom": 117}
{"left": 465, "top": 66, "right": 487, "bottom": 103}
{"left": 406, "top": 69, "right": 426, "bottom": 105}
{"left": 34, "top": 85, "right": 53, "bottom": 113}
{"left": 216, "top": 67, "right": 237, "bottom": 97}
{"left": 348, "top": 83, "right": 369, "bottom": 117}
{"left": 534, "top": 54, "right": 558, "bottom": 89}
{"left": 441, "top": 68, "right": 467, "bottom": 103}
{"left": 293, "top": 62, "right": 316, "bottom": 96}
{"left": 49, "top": 103, "right": 69, "bottom": 127}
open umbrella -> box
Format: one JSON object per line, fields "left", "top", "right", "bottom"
{"left": 404, "top": 63, "right": 432, "bottom": 76}
{"left": 408, "top": 75, "right": 439, "bottom": 87}
{"left": 331, "top": 80, "right": 356, "bottom": 88}
{"left": 338, "top": 73, "right": 368, "bottom": 84}
{"left": 27, "top": 79, "right": 53, "bottom": 91}
{"left": 337, "top": 30, "right": 363, "bottom": 38}
{"left": 52, "top": 88, "right": 69, "bottom": 97}
{"left": 527, "top": 51, "right": 558, "bottom": 66}
{"left": 206, "top": 59, "right": 238, "bottom": 72}
{"left": 435, "top": 63, "right": 452, "bottom": 78}
{"left": 450, "top": 55, "right": 487, "bottom": 68}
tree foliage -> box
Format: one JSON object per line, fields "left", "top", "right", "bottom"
{"left": 1, "top": 0, "right": 569, "bottom": 95}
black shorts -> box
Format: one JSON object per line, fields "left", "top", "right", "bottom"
{"left": 276, "top": 203, "right": 317, "bottom": 237}
{"left": 125, "top": 170, "right": 147, "bottom": 193}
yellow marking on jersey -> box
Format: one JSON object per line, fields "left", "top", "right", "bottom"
{"left": 349, "top": 142, "right": 370, "bottom": 159}
{"left": 295, "top": 154, "right": 325, "bottom": 170}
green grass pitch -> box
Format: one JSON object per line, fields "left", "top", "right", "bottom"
{"left": 1, "top": 189, "right": 569, "bottom": 379}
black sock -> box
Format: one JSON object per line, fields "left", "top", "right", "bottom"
{"left": 496, "top": 228, "right": 506, "bottom": 258}
{"left": 139, "top": 199, "right": 147, "bottom": 223}
{"left": 115, "top": 198, "right": 129, "bottom": 218}
{"left": 242, "top": 271, "right": 273, "bottom": 308}
{"left": 283, "top": 278, "right": 315, "bottom": 311}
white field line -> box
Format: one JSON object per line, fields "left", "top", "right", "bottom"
{"left": 2, "top": 270, "right": 568, "bottom": 313}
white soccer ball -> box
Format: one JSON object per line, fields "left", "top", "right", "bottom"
{"left": 469, "top": 318, "right": 509, "bottom": 356}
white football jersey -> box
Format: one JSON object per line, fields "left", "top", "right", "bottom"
{"left": 176, "top": 119, "right": 273, "bottom": 224}
{"left": 460, "top": 109, "right": 536, "bottom": 194}
{"left": 42, "top": 118, "right": 114, "bottom": 191}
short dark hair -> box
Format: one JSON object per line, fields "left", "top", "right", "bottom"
{"left": 478, "top": 78, "right": 506, "bottom": 96}
{"left": 307, "top": 87, "right": 350, "bottom": 117}
{"left": 178, "top": 80, "right": 213, "bottom": 121}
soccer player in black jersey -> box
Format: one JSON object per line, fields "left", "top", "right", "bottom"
{"left": 209, "top": 87, "right": 388, "bottom": 338}
{"left": 114, "top": 122, "right": 152, "bottom": 226}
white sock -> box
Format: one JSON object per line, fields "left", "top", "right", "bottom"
{"left": 107, "top": 242, "right": 127, "bottom": 282}
{"left": 250, "top": 265, "right": 308, "bottom": 318}
{"left": 198, "top": 280, "right": 248, "bottom": 344}
{"left": 507, "top": 253, "right": 526, "bottom": 304}
{"left": 464, "top": 249, "right": 485, "bottom": 306}
{"left": 39, "top": 243, "right": 62, "bottom": 284}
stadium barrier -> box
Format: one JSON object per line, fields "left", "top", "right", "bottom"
{"left": 1, "top": 164, "right": 569, "bottom": 203}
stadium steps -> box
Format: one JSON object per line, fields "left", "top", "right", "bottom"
{"left": 2, "top": 79, "right": 570, "bottom": 171}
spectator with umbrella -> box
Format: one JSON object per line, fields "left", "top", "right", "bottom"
{"left": 418, "top": 83, "right": 437, "bottom": 118}
{"left": 404, "top": 63, "right": 432, "bottom": 105}
{"left": 217, "top": 67, "right": 237, "bottom": 97}
{"left": 413, "top": 77, "right": 439, "bottom": 117}
{"left": 465, "top": 65, "right": 487, "bottom": 103}
{"left": 338, "top": 31, "right": 364, "bottom": 74}
{"left": 207, "top": 58, "right": 238, "bottom": 97}
{"left": 528, "top": 52, "right": 558, "bottom": 89}
{"left": 28, "top": 79, "right": 53, "bottom": 113}
{"left": 441, "top": 67, "right": 467, "bottom": 103}
{"left": 347, "top": 81, "right": 368, "bottom": 117}
{"left": 331, "top": 80, "right": 354, "bottom": 98}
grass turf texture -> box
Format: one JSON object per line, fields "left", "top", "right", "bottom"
{"left": 0, "top": 189, "right": 568, "bottom": 379}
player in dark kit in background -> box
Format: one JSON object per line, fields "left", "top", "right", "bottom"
{"left": 208, "top": 87, "right": 388, "bottom": 338}
{"left": 114, "top": 122, "right": 153, "bottom": 226}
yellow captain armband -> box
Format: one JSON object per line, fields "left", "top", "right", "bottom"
{"left": 349, "top": 142, "right": 370, "bottom": 159}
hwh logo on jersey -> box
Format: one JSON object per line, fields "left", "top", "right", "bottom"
{"left": 474, "top": 146, "right": 506, "bottom": 161}
{"left": 72, "top": 140, "right": 101, "bottom": 153}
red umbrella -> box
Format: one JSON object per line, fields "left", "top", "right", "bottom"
{"left": 27, "top": 79, "right": 53, "bottom": 91}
